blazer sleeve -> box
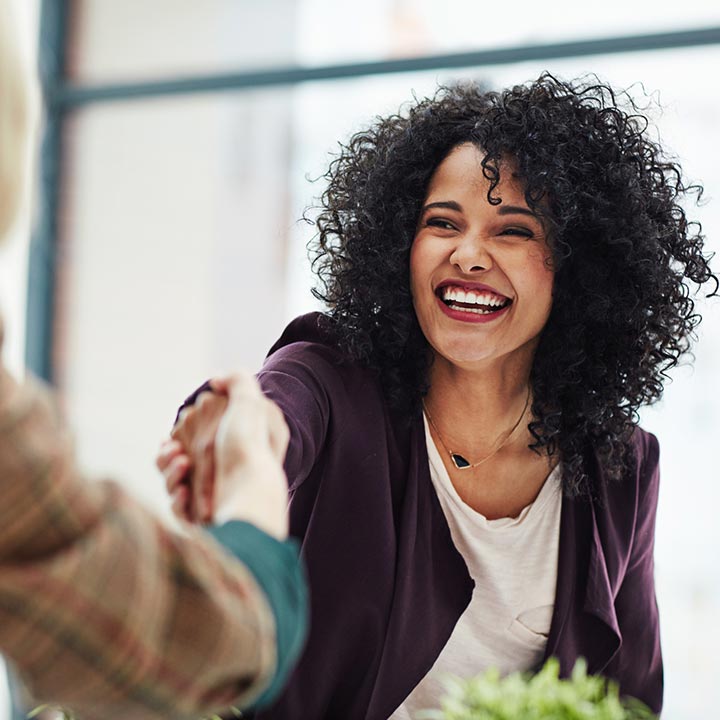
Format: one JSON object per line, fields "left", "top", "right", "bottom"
{"left": 608, "top": 430, "right": 663, "bottom": 714}
{"left": 0, "top": 366, "right": 307, "bottom": 720}
{"left": 256, "top": 343, "right": 333, "bottom": 492}
{"left": 175, "top": 344, "right": 333, "bottom": 495}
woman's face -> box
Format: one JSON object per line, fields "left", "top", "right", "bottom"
{"left": 410, "top": 143, "right": 554, "bottom": 372}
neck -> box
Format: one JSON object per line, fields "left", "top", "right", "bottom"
{"left": 424, "top": 354, "right": 533, "bottom": 454}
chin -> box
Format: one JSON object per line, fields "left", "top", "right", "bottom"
{"left": 431, "top": 336, "right": 499, "bottom": 367}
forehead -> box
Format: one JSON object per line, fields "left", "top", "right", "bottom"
{"left": 425, "top": 143, "right": 526, "bottom": 205}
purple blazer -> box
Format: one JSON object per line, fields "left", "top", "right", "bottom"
{"left": 185, "top": 313, "right": 662, "bottom": 719}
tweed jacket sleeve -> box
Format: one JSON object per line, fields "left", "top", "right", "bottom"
{"left": 0, "top": 362, "right": 293, "bottom": 720}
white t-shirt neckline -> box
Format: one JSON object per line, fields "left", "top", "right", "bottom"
{"left": 423, "top": 413, "right": 562, "bottom": 529}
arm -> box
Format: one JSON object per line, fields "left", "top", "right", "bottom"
{"left": 257, "top": 349, "right": 332, "bottom": 492}
{"left": 606, "top": 431, "right": 663, "bottom": 714}
{"left": 171, "top": 345, "right": 333, "bottom": 497}
{"left": 0, "top": 366, "right": 306, "bottom": 720}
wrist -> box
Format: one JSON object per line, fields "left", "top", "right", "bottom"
{"left": 213, "top": 466, "right": 289, "bottom": 540}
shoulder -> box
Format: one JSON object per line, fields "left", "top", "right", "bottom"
{"left": 259, "top": 315, "right": 393, "bottom": 493}
{"left": 258, "top": 315, "right": 391, "bottom": 450}
{"left": 263, "top": 313, "right": 344, "bottom": 374}
{"left": 629, "top": 426, "right": 660, "bottom": 469}
{"left": 588, "top": 426, "right": 661, "bottom": 585}
{"left": 595, "top": 425, "right": 661, "bottom": 526}
{"left": 261, "top": 313, "right": 379, "bottom": 400}
{"left": 628, "top": 426, "right": 660, "bottom": 502}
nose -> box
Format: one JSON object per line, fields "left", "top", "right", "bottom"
{"left": 449, "top": 232, "right": 493, "bottom": 274}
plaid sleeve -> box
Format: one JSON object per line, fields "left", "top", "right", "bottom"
{"left": 0, "top": 367, "right": 291, "bottom": 720}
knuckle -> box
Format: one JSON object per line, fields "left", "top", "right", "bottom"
{"left": 196, "top": 392, "right": 213, "bottom": 409}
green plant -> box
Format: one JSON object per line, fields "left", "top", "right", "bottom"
{"left": 417, "top": 658, "right": 657, "bottom": 720}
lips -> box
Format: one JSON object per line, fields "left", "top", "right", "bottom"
{"left": 434, "top": 281, "right": 513, "bottom": 317}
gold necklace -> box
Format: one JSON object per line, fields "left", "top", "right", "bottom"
{"left": 423, "top": 388, "right": 531, "bottom": 470}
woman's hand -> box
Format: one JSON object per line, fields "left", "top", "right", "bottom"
{"left": 156, "top": 373, "right": 290, "bottom": 539}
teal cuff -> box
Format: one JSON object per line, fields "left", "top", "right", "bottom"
{"left": 206, "top": 521, "right": 308, "bottom": 710}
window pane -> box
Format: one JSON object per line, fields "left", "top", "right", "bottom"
{"left": 68, "top": 1, "right": 720, "bottom": 83}
{"left": 57, "top": 88, "right": 295, "bottom": 511}
{"left": 69, "top": 0, "right": 297, "bottom": 82}
{"left": 297, "top": 0, "right": 720, "bottom": 65}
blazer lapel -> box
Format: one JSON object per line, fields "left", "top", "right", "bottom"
{"left": 364, "top": 414, "right": 474, "bottom": 720}
{"left": 583, "top": 501, "right": 621, "bottom": 672}
{"left": 544, "top": 485, "right": 621, "bottom": 676}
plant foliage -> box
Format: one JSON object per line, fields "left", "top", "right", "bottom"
{"left": 417, "top": 658, "right": 657, "bottom": 720}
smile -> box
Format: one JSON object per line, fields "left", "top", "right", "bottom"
{"left": 435, "top": 284, "right": 513, "bottom": 320}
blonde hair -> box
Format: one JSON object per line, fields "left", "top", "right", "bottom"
{"left": 0, "top": 0, "right": 36, "bottom": 240}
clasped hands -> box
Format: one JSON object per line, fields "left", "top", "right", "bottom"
{"left": 156, "top": 372, "right": 290, "bottom": 540}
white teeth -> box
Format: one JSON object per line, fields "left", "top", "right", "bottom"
{"left": 441, "top": 286, "right": 508, "bottom": 307}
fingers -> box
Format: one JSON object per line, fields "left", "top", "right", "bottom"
{"left": 170, "top": 484, "right": 190, "bottom": 521}
{"left": 156, "top": 438, "right": 184, "bottom": 472}
{"left": 173, "top": 391, "right": 227, "bottom": 524}
{"left": 164, "top": 454, "right": 191, "bottom": 494}
{"left": 159, "top": 445, "right": 192, "bottom": 522}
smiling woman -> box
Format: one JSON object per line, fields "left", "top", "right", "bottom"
{"left": 411, "top": 145, "right": 554, "bottom": 492}
{"left": 163, "top": 73, "right": 717, "bottom": 720}
{"left": 410, "top": 146, "right": 554, "bottom": 370}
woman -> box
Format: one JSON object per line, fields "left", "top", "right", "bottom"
{"left": 164, "top": 74, "right": 717, "bottom": 719}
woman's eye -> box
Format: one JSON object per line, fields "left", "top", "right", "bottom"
{"left": 501, "top": 227, "right": 533, "bottom": 238}
{"left": 426, "top": 218, "right": 456, "bottom": 230}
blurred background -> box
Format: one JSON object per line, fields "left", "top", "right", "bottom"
{"left": 2, "top": 1, "right": 719, "bottom": 718}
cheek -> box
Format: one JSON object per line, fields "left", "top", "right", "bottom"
{"left": 519, "top": 249, "right": 554, "bottom": 313}
{"left": 409, "top": 239, "right": 430, "bottom": 297}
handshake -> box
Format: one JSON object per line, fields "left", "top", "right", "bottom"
{"left": 156, "top": 372, "right": 290, "bottom": 539}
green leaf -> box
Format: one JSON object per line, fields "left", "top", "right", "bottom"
{"left": 426, "top": 658, "right": 657, "bottom": 720}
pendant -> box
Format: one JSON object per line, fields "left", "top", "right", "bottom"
{"left": 451, "top": 453, "right": 472, "bottom": 469}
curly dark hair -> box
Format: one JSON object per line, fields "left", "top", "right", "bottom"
{"left": 309, "top": 72, "right": 717, "bottom": 496}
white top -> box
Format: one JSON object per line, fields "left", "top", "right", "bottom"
{"left": 389, "top": 416, "right": 563, "bottom": 720}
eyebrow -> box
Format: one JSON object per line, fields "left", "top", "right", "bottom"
{"left": 496, "top": 205, "right": 537, "bottom": 218}
{"left": 422, "top": 200, "right": 538, "bottom": 218}
{"left": 421, "top": 200, "right": 462, "bottom": 213}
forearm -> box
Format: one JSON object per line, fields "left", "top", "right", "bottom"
{"left": 207, "top": 522, "right": 308, "bottom": 710}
